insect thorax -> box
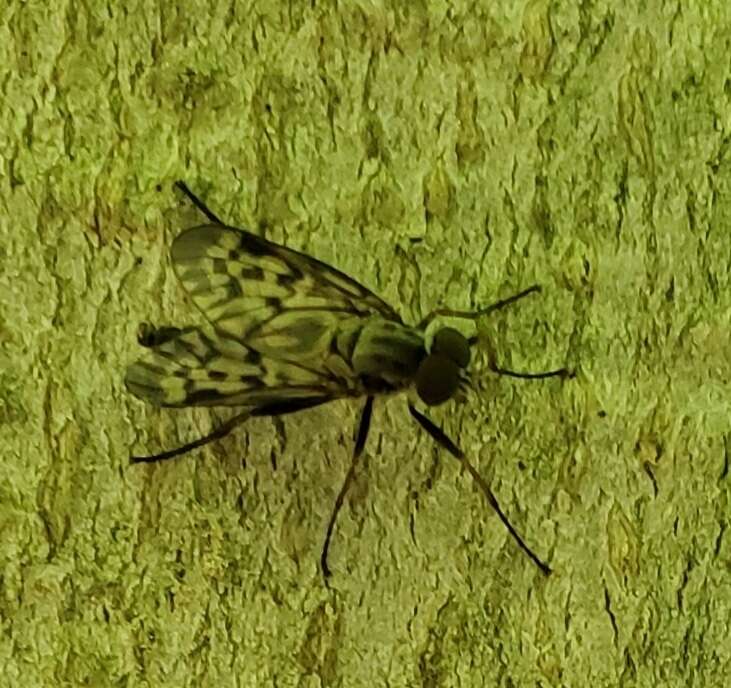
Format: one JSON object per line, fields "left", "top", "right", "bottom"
{"left": 344, "top": 319, "right": 426, "bottom": 394}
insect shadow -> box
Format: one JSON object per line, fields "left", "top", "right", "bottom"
{"left": 126, "top": 181, "right": 573, "bottom": 578}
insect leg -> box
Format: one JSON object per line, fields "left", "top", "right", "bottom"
{"left": 321, "top": 395, "right": 374, "bottom": 578}
{"left": 174, "top": 181, "right": 225, "bottom": 225}
{"left": 487, "top": 365, "right": 572, "bottom": 380}
{"left": 473, "top": 334, "right": 573, "bottom": 380}
{"left": 407, "top": 404, "right": 552, "bottom": 576}
{"left": 417, "top": 285, "right": 541, "bottom": 329}
{"left": 131, "top": 409, "right": 253, "bottom": 464}
{"left": 130, "top": 398, "right": 333, "bottom": 465}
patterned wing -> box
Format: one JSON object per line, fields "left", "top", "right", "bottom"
{"left": 170, "top": 224, "right": 402, "bottom": 363}
{"left": 125, "top": 325, "right": 358, "bottom": 408}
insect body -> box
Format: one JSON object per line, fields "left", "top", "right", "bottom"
{"left": 126, "top": 182, "right": 571, "bottom": 577}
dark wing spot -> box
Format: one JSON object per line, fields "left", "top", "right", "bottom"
{"left": 184, "top": 387, "right": 229, "bottom": 404}
{"left": 207, "top": 370, "right": 228, "bottom": 380}
{"left": 226, "top": 278, "right": 244, "bottom": 298}
{"left": 245, "top": 349, "right": 262, "bottom": 365}
{"left": 241, "top": 266, "right": 264, "bottom": 281}
{"left": 276, "top": 272, "right": 300, "bottom": 286}
{"left": 239, "top": 233, "right": 271, "bottom": 256}
{"left": 239, "top": 374, "right": 263, "bottom": 388}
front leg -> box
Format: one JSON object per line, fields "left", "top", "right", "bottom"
{"left": 417, "top": 285, "right": 541, "bottom": 329}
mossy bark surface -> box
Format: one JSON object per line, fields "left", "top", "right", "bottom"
{"left": 2, "top": 1, "right": 730, "bottom": 686}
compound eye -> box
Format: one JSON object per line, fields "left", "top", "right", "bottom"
{"left": 432, "top": 327, "right": 470, "bottom": 368}
{"left": 415, "top": 354, "right": 460, "bottom": 406}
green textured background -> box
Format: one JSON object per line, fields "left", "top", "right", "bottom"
{"left": 2, "top": 1, "right": 731, "bottom": 686}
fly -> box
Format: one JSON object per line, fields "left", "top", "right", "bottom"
{"left": 126, "top": 181, "right": 572, "bottom": 577}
